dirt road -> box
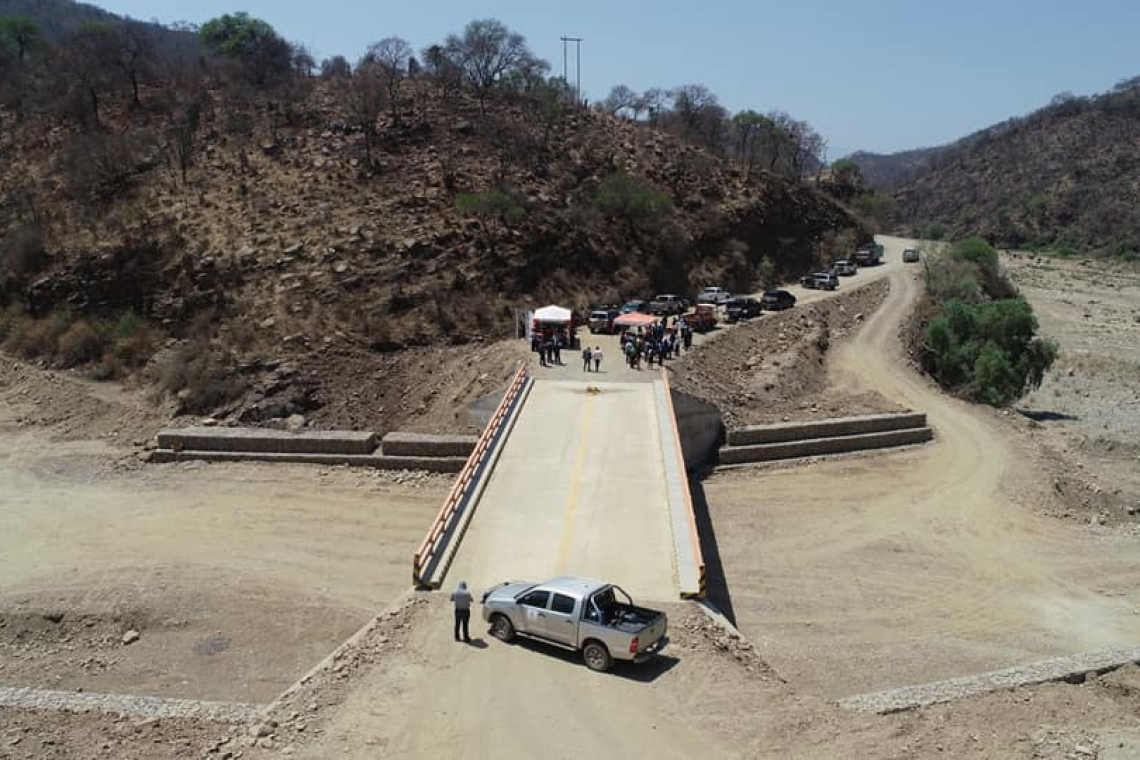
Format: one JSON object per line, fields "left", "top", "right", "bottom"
{"left": 704, "top": 236, "right": 1140, "bottom": 698}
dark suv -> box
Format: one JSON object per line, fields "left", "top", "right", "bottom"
{"left": 761, "top": 289, "right": 796, "bottom": 311}
{"left": 725, "top": 297, "right": 762, "bottom": 322}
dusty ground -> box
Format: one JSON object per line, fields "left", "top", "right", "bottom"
{"left": 0, "top": 358, "right": 449, "bottom": 707}
{"left": 1002, "top": 253, "right": 1140, "bottom": 525}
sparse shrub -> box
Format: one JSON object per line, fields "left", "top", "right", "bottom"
{"left": 0, "top": 304, "right": 25, "bottom": 344}
{"left": 0, "top": 224, "right": 45, "bottom": 279}
{"left": 757, "top": 255, "right": 779, "bottom": 291}
{"left": 592, "top": 171, "right": 672, "bottom": 240}
{"left": 158, "top": 339, "right": 246, "bottom": 414}
{"left": 56, "top": 319, "right": 106, "bottom": 367}
{"left": 59, "top": 131, "right": 155, "bottom": 201}
{"left": 108, "top": 310, "right": 159, "bottom": 368}
{"left": 925, "top": 256, "right": 984, "bottom": 303}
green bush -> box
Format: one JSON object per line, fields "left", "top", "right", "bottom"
{"left": 949, "top": 237, "right": 999, "bottom": 272}
{"left": 592, "top": 171, "right": 673, "bottom": 236}
{"left": 923, "top": 297, "right": 1058, "bottom": 406}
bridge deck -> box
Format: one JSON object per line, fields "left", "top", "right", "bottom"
{"left": 446, "top": 380, "right": 679, "bottom": 601}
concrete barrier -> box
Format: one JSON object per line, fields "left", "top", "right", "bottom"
{"left": 381, "top": 432, "right": 477, "bottom": 458}
{"left": 840, "top": 646, "right": 1140, "bottom": 714}
{"left": 726, "top": 412, "right": 928, "bottom": 447}
{"left": 414, "top": 364, "right": 532, "bottom": 588}
{"left": 149, "top": 449, "right": 467, "bottom": 472}
{"left": 719, "top": 426, "right": 933, "bottom": 464}
{"left": 669, "top": 387, "right": 724, "bottom": 471}
{"left": 156, "top": 427, "right": 377, "bottom": 455}
{"left": 657, "top": 370, "right": 706, "bottom": 599}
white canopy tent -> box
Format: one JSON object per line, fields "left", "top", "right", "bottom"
{"left": 533, "top": 305, "right": 572, "bottom": 324}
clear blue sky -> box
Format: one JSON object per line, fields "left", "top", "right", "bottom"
{"left": 98, "top": 0, "right": 1140, "bottom": 157}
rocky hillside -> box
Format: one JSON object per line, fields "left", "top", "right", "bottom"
{"left": 888, "top": 83, "right": 1140, "bottom": 256}
{"left": 0, "top": 42, "right": 861, "bottom": 425}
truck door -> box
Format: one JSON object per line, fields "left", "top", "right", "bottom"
{"left": 545, "top": 592, "right": 579, "bottom": 646}
{"left": 517, "top": 589, "right": 550, "bottom": 636}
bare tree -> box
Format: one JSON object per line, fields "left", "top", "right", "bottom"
{"left": 320, "top": 55, "right": 351, "bottom": 78}
{"left": 444, "top": 19, "right": 534, "bottom": 115}
{"left": 52, "top": 23, "right": 119, "bottom": 128}
{"left": 671, "top": 84, "right": 727, "bottom": 151}
{"left": 112, "top": 20, "right": 155, "bottom": 107}
{"left": 366, "top": 36, "right": 411, "bottom": 124}
{"left": 348, "top": 58, "right": 385, "bottom": 165}
{"left": 600, "top": 84, "right": 640, "bottom": 118}
{"left": 421, "top": 44, "right": 462, "bottom": 104}
{"left": 641, "top": 87, "right": 670, "bottom": 124}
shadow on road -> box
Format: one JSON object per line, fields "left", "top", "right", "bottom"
{"left": 1018, "top": 409, "right": 1079, "bottom": 422}
{"left": 689, "top": 475, "right": 737, "bottom": 626}
{"left": 484, "top": 634, "right": 680, "bottom": 682}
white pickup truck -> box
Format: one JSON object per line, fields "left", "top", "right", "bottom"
{"left": 481, "top": 576, "right": 668, "bottom": 672}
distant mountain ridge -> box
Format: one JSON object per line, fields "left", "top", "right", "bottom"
{"left": 855, "top": 80, "right": 1140, "bottom": 255}
{"left": 0, "top": 0, "right": 197, "bottom": 50}
{"left": 845, "top": 146, "right": 942, "bottom": 191}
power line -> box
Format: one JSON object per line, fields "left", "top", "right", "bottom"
{"left": 560, "top": 35, "right": 583, "bottom": 104}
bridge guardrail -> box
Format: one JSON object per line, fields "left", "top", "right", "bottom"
{"left": 413, "top": 362, "right": 531, "bottom": 588}
{"left": 659, "top": 369, "right": 707, "bottom": 599}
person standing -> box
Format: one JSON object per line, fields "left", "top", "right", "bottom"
{"left": 553, "top": 335, "right": 563, "bottom": 366}
{"left": 450, "top": 580, "right": 473, "bottom": 643}
{"left": 582, "top": 344, "right": 593, "bottom": 372}
{"left": 593, "top": 346, "right": 603, "bottom": 373}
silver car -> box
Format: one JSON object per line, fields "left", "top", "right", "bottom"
{"left": 481, "top": 576, "right": 668, "bottom": 672}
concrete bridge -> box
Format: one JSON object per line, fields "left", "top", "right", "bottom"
{"left": 413, "top": 364, "right": 705, "bottom": 602}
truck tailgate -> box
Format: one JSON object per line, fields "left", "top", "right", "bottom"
{"left": 637, "top": 613, "right": 667, "bottom": 651}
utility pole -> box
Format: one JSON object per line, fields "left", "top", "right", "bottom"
{"left": 560, "top": 35, "right": 583, "bottom": 104}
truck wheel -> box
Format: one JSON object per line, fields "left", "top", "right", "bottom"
{"left": 582, "top": 641, "right": 612, "bottom": 672}
{"left": 490, "top": 614, "right": 515, "bottom": 642}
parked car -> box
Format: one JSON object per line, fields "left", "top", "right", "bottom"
{"left": 800, "top": 272, "right": 838, "bottom": 290}
{"left": 588, "top": 307, "right": 619, "bottom": 334}
{"left": 681, "top": 303, "right": 718, "bottom": 332}
{"left": 834, "top": 259, "right": 858, "bottom": 276}
{"left": 649, "top": 294, "right": 687, "bottom": 316}
{"left": 903, "top": 247, "right": 921, "bottom": 263}
{"left": 725, "top": 296, "right": 763, "bottom": 322}
{"left": 619, "top": 300, "right": 649, "bottom": 315}
{"left": 696, "top": 286, "right": 730, "bottom": 305}
{"left": 482, "top": 576, "right": 668, "bottom": 672}
{"left": 853, "top": 245, "right": 883, "bottom": 266}
{"left": 761, "top": 289, "right": 797, "bottom": 311}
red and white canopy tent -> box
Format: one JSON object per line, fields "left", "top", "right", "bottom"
{"left": 612, "top": 312, "right": 659, "bottom": 330}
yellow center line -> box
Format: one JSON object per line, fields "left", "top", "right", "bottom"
{"left": 555, "top": 391, "right": 596, "bottom": 574}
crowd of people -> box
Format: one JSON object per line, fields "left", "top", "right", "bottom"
{"left": 619, "top": 318, "right": 692, "bottom": 370}
{"left": 529, "top": 316, "right": 694, "bottom": 373}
